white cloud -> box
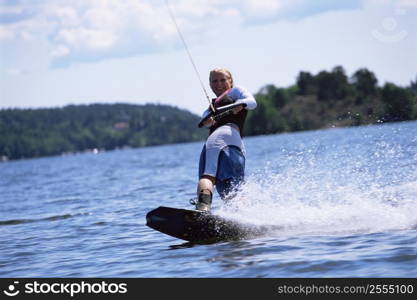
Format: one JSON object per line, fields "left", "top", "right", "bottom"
{"left": 364, "top": 0, "right": 417, "bottom": 9}
{"left": 6, "top": 68, "right": 23, "bottom": 75}
{"left": 51, "top": 45, "right": 70, "bottom": 58}
{"left": 50, "top": 7, "right": 81, "bottom": 27}
{"left": 0, "top": 26, "right": 15, "bottom": 39}
{"left": 242, "top": 0, "right": 285, "bottom": 18}
{"left": 0, "top": 0, "right": 368, "bottom": 67}
{"left": 0, "top": 5, "right": 24, "bottom": 15}
{"left": 399, "top": 0, "right": 417, "bottom": 7}
{"left": 56, "top": 28, "right": 117, "bottom": 50}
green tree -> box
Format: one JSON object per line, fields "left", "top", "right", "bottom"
{"left": 316, "top": 66, "right": 350, "bottom": 101}
{"left": 351, "top": 68, "right": 378, "bottom": 103}
{"left": 381, "top": 83, "right": 417, "bottom": 121}
{"left": 272, "top": 88, "right": 290, "bottom": 109}
{"left": 296, "top": 71, "right": 317, "bottom": 95}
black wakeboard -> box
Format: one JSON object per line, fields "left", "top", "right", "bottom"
{"left": 146, "top": 206, "right": 271, "bottom": 243}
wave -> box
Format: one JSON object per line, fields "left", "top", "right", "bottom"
{"left": 0, "top": 212, "right": 90, "bottom": 226}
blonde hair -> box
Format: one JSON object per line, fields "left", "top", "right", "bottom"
{"left": 209, "top": 68, "right": 234, "bottom": 87}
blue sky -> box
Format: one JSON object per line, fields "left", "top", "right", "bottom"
{"left": 0, "top": 0, "right": 416, "bottom": 114}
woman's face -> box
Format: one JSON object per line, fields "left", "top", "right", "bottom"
{"left": 210, "top": 72, "right": 232, "bottom": 97}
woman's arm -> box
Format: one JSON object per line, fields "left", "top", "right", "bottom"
{"left": 228, "top": 86, "right": 257, "bottom": 110}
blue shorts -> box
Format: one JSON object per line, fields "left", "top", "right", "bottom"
{"left": 199, "top": 145, "right": 245, "bottom": 200}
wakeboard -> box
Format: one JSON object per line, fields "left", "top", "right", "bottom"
{"left": 146, "top": 206, "right": 268, "bottom": 243}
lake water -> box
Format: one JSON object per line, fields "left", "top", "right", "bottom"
{"left": 1, "top": 121, "right": 416, "bottom": 277}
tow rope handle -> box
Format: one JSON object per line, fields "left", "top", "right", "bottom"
{"left": 198, "top": 102, "right": 247, "bottom": 128}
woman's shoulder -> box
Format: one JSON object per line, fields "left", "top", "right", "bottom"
{"left": 230, "top": 85, "right": 246, "bottom": 92}
{"left": 229, "top": 86, "right": 254, "bottom": 99}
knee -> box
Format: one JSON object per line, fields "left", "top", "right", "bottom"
{"left": 201, "top": 175, "right": 216, "bottom": 185}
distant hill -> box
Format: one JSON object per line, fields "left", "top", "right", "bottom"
{"left": 0, "top": 103, "right": 206, "bottom": 160}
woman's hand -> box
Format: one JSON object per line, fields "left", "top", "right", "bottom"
{"left": 202, "top": 117, "right": 215, "bottom": 127}
{"left": 232, "top": 104, "right": 244, "bottom": 114}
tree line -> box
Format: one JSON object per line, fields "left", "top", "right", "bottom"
{"left": 1, "top": 66, "right": 416, "bottom": 161}
{"left": 244, "top": 66, "right": 417, "bottom": 135}
{"left": 0, "top": 103, "right": 205, "bottom": 160}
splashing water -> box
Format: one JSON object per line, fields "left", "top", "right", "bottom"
{"left": 217, "top": 124, "right": 417, "bottom": 236}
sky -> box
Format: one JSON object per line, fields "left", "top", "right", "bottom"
{"left": 0, "top": 0, "right": 416, "bottom": 115}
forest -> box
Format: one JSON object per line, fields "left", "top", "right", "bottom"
{"left": 1, "top": 66, "right": 416, "bottom": 161}
{"left": 243, "top": 66, "right": 417, "bottom": 136}
{"left": 0, "top": 104, "right": 205, "bottom": 160}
